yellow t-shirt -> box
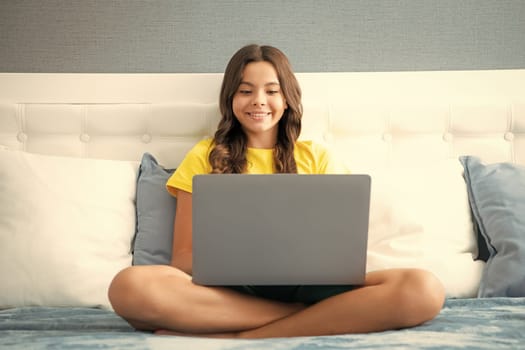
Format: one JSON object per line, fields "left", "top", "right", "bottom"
{"left": 166, "top": 138, "right": 348, "bottom": 196}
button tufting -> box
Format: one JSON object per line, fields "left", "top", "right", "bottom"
{"left": 382, "top": 133, "right": 392, "bottom": 142}
{"left": 141, "top": 134, "right": 152, "bottom": 143}
{"left": 442, "top": 132, "right": 453, "bottom": 142}
{"left": 504, "top": 132, "right": 514, "bottom": 141}
{"left": 80, "top": 134, "right": 90, "bottom": 143}
{"left": 17, "top": 132, "right": 28, "bottom": 143}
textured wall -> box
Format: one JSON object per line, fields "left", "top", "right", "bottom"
{"left": 0, "top": 0, "right": 524, "bottom": 73}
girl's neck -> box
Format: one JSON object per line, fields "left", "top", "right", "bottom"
{"left": 245, "top": 131, "right": 278, "bottom": 149}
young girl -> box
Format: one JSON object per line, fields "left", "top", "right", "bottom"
{"left": 108, "top": 44, "right": 445, "bottom": 338}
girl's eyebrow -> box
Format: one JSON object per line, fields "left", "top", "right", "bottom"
{"left": 239, "top": 81, "right": 280, "bottom": 87}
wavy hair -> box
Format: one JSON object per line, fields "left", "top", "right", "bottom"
{"left": 209, "top": 44, "right": 302, "bottom": 174}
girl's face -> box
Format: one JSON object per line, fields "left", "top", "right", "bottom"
{"left": 232, "top": 61, "right": 287, "bottom": 148}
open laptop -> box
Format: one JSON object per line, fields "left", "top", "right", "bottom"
{"left": 191, "top": 174, "right": 371, "bottom": 286}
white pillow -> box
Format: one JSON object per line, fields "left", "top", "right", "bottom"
{"left": 365, "top": 159, "right": 484, "bottom": 298}
{"left": 0, "top": 150, "right": 138, "bottom": 309}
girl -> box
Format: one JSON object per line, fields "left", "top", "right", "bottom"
{"left": 108, "top": 44, "right": 445, "bottom": 338}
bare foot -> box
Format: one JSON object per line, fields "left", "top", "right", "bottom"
{"left": 154, "top": 329, "right": 186, "bottom": 336}
{"left": 155, "top": 329, "right": 241, "bottom": 339}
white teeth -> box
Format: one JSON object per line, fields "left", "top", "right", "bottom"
{"left": 250, "top": 113, "right": 269, "bottom": 118}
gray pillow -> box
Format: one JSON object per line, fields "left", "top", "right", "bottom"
{"left": 132, "top": 153, "right": 176, "bottom": 265}
{"left": 460, "top": 156, "right": 525, "bottom": 297}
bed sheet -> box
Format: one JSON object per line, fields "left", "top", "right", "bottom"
{"left": 1, "top": 298, "right": 524, "bottom": 349}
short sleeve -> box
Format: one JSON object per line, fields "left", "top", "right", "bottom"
{"left": 166, "top": 139, "right": 213, "bottom": 196}
{"left": 313, "top": 143, "right": 350, "bottom": 174}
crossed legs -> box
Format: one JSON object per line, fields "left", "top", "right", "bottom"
{"left": 108, "top": 265, "right": 445, "bottom": 338}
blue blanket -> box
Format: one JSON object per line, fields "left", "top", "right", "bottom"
{"left": 1, "top": 298, "right": 524, "bottom": 349}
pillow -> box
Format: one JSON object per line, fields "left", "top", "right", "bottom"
{"left": 364, "top": 159, "right": 483, "bottom": 298}
{"left": 132, "top": 153, "right": 176, "bottom": 265}
{"left": 460, "top": 156, "right": 525, "bottom": 297}
{"left": 0, "top": 149, "right": 138, "bottom": 309}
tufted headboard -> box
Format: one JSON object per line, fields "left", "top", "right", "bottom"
{"left": 1, "top": 70, "right": 524, "bottom": 170}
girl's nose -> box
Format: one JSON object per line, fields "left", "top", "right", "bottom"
{"left": 252, "top": 90, "right": 266, "bottom": 106}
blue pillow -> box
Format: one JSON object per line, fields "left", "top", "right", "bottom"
{"left": 132, "top": 153, "right": 176, "bottom": 265}
{"left": 460, "top": 156, "right": 525, "bottom": 297}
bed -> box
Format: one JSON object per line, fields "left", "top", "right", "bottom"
{"left": 1, "top": 71, "right": 524, "bottom": 349}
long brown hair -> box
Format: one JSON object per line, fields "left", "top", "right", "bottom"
{"left": 209, "top": 44, "right": 302, "bottom": 174}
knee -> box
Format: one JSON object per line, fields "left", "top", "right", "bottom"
{"left": 394, "top": 269, "right": 445, "bottom": 327}
{"left": 107, "top": 265, "right": 186, "bottom": 322}
{"left": 107, "top": 266, "right": 147, "bottom": 316}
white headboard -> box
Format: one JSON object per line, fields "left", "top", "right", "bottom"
{"left": 1, "top": 70, "right": 524, "bottom": 170}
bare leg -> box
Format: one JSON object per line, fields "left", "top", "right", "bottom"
{"left": 108, "top": 265, "right": 305, "bottom": 333}
{"left": 109, "top": 267, "right": 444, "bottom": 338}
{"left": 236, "top": 268, "right": 445, "bottom": 338}
{"left": 154, "top": 268, "right": 445, "bottom": 338}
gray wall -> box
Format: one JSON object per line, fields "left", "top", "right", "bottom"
{"left": 1, "top": 0, "right": 524, "bottom": 73}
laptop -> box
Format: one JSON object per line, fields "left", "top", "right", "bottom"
{"left": 191, "top": 174, "right": 371, "bottom": 286}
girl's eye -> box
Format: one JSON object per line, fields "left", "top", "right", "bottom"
{"left": 239, "top": 90, "right": 251, "bottom": 94}
{"left": 267, "top": 90, "right": 279, "bottom": 95}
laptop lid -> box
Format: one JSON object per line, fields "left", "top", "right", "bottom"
{"left": 192, "top": 174, "right": 371, "bottom": 286}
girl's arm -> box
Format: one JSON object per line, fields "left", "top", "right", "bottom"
{"left": 170, "top": 189, "right": 193, "bottom": 274}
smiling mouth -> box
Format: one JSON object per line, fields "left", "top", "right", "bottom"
{"left": 247, "top": 112, "right": 271, "bottom": 119}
